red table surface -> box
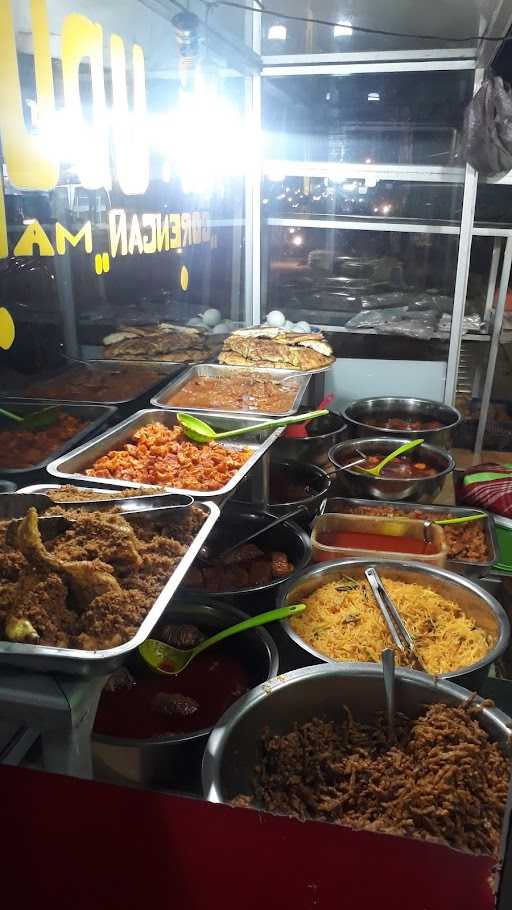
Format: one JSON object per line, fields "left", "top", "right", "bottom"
{"left": 0, "top": 764, "right": 498, "bottom": 910}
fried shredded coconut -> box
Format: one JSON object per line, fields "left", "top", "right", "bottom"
{"left": 236, "top": 702, "right": 511, "bottom": 856}
{"left": 84, "top": 422, "right": 253, "bottom": 491}
{"left": 0, "top": 488, "right": 206, "bottom": 651}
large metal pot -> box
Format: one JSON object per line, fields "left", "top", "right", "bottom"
{"left": 269, "top": 410, "right": 347, "bottom": 466}
{"left": 183, "top": 502, "right": 311, "bottom": 607}
{"left": 277, "top": 559, "right": 510, "bottom": 690}
{"left": 343, "top": 397, "right": 462, "bottom": 447}
{"left": 202, "top": 663, "right": 512, "bottom": 804}
{"left": 329, "top": 436, "right": 454, "bottom": 503}
{"left": 234, "top": 460, "right": 331, "bottom": 522}
{"left": 92, "top": 602, "right": 278, "bottom": 790}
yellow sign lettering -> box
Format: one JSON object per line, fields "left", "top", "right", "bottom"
{"left": 13, "top": 220, "right": 55, "bottom": 256}
{"left": 192, "top": 211, "right": 202, "bottom": 245}
{"left": 181, "top": 213, "right": 192, "bottom": 247}
{"left": 169, "top": 214, "right": 182, "bottom": 250}
{"left": 0, "top": 0, "right": 58, "bottom": 190}
{"left": 62, "top": 13, "right": 110, "bottom": 190}
{"left": 128, "top": 214, "right": 144, "bottom": 255}
{"left": 55, "top": 221, "right": 93, "bottom": 255}
{"left": 156, "top": 214, "right": 170, "bottom": 252}
{"left": 109, "top": 209, "right": 128, "bottom": 257}
{"left": 142, "top": 214, "right": 157, "bottom": 254}
{"left": 111, "top": 36, "right": 149, "bottom": 195}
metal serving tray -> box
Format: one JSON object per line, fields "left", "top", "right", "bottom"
{"left": 150, "top": 363, "right": 311, "bottom": 418}
{"left": 47, "top": 408, "right": 283, "bottom": 500}
{"left": 0, "top": 361, "right": 185, "bottom": 406}
{"left": 321, "top": 497, "right": 498, "bottom": 575}
{"left": 0, "top": 400, "right": 117, "bottom": 475}
{"left": 6, "top": 483, "right": 220, "bottom": 675}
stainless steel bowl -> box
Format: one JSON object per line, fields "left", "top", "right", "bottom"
{"left": 277, "top": 559, "right": 510, "bottom": 690}
{"left": 202, "top": 663, "right": 512, "bottom": 804}
{"left": 93, "top": 602, "right": 279, "bottom": 789}
{"left": 269, "top": 410, "right": 347, "bottom": 466}
{"left": 343, "top": 397, "right": 462, "bottom": 447}
{"left": 328, "top": 436, "right": 454, "bottom": 503}
{"left": 235, "top": 460, "right": 331, "bottom": 522}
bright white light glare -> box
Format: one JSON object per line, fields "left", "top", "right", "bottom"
{"left": 268, "top": 24, "right": 287, "bottom": 40}
{"left": 365, "top": 157, "right": 373, "bottom": 164}
{"left": 334, "top": 22, "right": 352, "bottom": 37}
{"left": 292, "top": 234, "right": 303, "bottom": 246}
{"left": 150, "top": 74, "right": 249, "bottom": 195}
{"left": 368, "top": 92, "right": 380, "bottom": 101}
{"left": 342, "top": 181, "right": 357, "bottom": 191}
{"left": 266, "top": 169, "right": 286, "bottom": 182}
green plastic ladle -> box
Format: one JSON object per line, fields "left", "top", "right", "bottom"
{"left": 139, "top": 603, "right": 306, "bottom": 676}
{"left": 177, "top": 410, "right": 329, "bottom": 444}
{"left": 355, "top": 438, "right": 425, "bottom": 477}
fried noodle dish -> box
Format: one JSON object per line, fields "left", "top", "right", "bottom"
{"left": 291, "top": 577, "right": 494, "bottom": 674}
{"left": 235, "top": 700, "right": 511, "bottom": 855}
{"left": 85, "top": 422, "right": 253, "bottom": 491}
{"left": 0, "top": 497, "right": 206, "bottom": 650}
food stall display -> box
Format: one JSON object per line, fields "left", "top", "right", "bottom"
{"left": 100, "top": 324, "right": 218, "bottom": 363}
{"left": 3, "top": 2, "right": 512, "bottom": 904}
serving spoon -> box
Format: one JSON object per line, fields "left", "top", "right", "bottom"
{"left": 139, "top": 603, "right": 306, "bottom": 676}
{"left": 353, "top": 438, "right": 424, "bottom": 477}
{"left": 177, "top": 410, "right": 329, "bottom": 444}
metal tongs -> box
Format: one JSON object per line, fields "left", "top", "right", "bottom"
{"left": 0, "top": 491, "right": 194, "bottom": 541}
{"left": 365, "top": 566, "right": 428, "bottom": 673}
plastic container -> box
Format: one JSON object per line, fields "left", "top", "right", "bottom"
{"left": 311, "top": 513, "right": 448, "bottom": 567}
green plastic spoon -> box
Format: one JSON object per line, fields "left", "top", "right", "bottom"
{"left": 354, "top": 438, "right": 425, "bottom": 477}
{"left": 177, "top": 410, "right": 329, "bottom": 444}
{"left": 139, "top": 603, "right": 306, "bottom": 676}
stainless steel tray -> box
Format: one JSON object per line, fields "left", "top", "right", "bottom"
{"left": 321, "top": 497, "right": 498, "bottom": 575}
{"left": 0, "top": 361, "right": 185, "bottom": 406}
{"left": 0, "top": 400, "right": 117, "bottom": 475}
{"left": 47, "top": 408, "right": 283, "bottom": 500}
{"left": 150, "top": 364, "right": 311, "bottom": 418}
{"left": 5, "top": 483, "right": 220, "bottom": 675}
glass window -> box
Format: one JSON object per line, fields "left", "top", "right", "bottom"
{"left": 263, "top": 72, "right": 473, "bottom": 165}
{"left": 0, "top": 0, "right": 248, "bottom": 373}
{"left": 262, "top": 0, "right": 481, "bottom": 56}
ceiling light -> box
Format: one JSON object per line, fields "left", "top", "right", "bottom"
{"left": 333, "top": 22, "right": 352, "bottom": 37}
{"left": 368, "top": 92, "right": 380, "bottom": 102}
{"left": 268, "top": 25, "right": 287, "bottom": 41}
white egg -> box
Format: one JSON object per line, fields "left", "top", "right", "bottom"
{"left": 212, "top": 322, "right": 230, "bottom": 334}
{"left": 283, "top": 320, "right": 295, "bottom": 331}
{"left": 200, "top": 308, "right": 222, "bottom": 327}
{"left": 266, "top": 310, "right": 286, "bottom": 327}
{"left": 294, "top": 321, "right": 311, "bottom": 333}
{"left": 187, "top": 317, "right": 204, "bottom": 327}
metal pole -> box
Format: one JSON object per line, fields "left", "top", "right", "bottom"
{"left": 483, "top": 237, "right": 503, "bottom": 326}
{"left": 444, "top": 69, "right": 482, "bottom": 405}
{"left": 473, "top": 235, "right": 512, "bottom": 462}
{"left": 244, "top": 6, "right": 262, "bottom": 326}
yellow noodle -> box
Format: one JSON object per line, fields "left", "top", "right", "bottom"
{"left": 290, "top": 578, "right": 494, "bottom": 674}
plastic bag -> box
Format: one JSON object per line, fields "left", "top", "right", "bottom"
{"left": 462, "top": 76, "right": 512, "bottom": 176}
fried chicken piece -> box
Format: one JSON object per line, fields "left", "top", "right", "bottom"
{"left": 76, "top": 589, "right": 148, "bottom": 650}
{"left": 5, "top": 570, "right": 74, "bottom": 647}
{"left": 247, "top": 560, "right": 273, "bottom": 587}
{"left": 47, "top": 513, "right": 142, "bottom": 571}
{"left": 104, "top": 667, "right": 135, "bottom": 693}
{"left": 14, "top": 509, "right": 121, "bottom": 610}
{"left": 225, "top": 544, "right": 264, "bottom": 565}
{"left": 159, "top": 624, "right": 204, "bottom": 649}
{"left": 271, "top": 551, "right": 294, "bottom": 578}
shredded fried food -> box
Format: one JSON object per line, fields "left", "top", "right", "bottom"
{"left": 291, "top": 577, "right": 494, "bottom": 675}
{"left": 84, "top": 422, "right": 253, "bottom": 491}
{"left": 238, "top": 702, "right": 511, "bottom": 855}
{"left": 0, "top": 496, "right": 207, "bottom": 650}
